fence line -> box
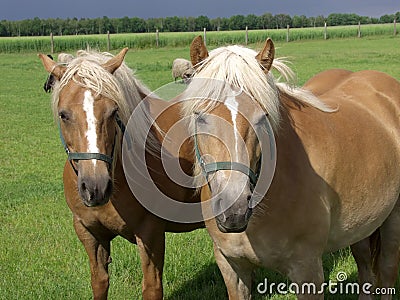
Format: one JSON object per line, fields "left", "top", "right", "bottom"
{"left": 50, "top": 32, "right": 54, "bottom": 53}
{"left": 0, "top": 23, "right": 397, "bottom": 53}
{"left": 159, "top": 20, "right": 395, "bottom": 46}
{"left": 42, "top": 21, "right": 397, "bottom": 53}
{"left": 286, "top": 25, "right": 290, "bottom": 42}
{"left": 107, "top": 31, "right": 110, "bottom": 51}
{"left": 153, "top": 20, "right": 397, "bottom": 50}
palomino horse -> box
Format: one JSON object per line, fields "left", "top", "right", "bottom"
{"left": 183, "top": 36, "right": 400, "bottom": 299}
{"left": 39, "top": 49, "right": 202, "bottom": 299}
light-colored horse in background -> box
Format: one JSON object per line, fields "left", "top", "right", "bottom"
{"left": 183, "top": 36, "right": 400, "bottom": 299}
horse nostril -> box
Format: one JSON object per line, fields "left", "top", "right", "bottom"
{"left": 78, "top": 178, "right": 93, "bottom": 204}
{"left": 81, "top": 182, "right": 87, "bottom": 192}
{"left": 246, "top": 194, "right": 254, "bottom": 210}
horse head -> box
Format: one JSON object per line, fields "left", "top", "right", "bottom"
{"left": 39, "top": 48, "right": 129, "bottom": 207}
{"left": 185, "top": 37, "right": 277, "bottom": 233}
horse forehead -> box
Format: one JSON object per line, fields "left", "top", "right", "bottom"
{"left": 59, "top": 83, "right": 113, "bottom": 112}
{"left": 235, "top": 93, "right": 262, "bottom": 117}
{"left": 59, "top": 82, "right": 87, "bottom": 108}
{"left": 212, "top": 95, "right": 261, "bottom": 124}
{"left": 210, "top": 104, "right": 233, "bottom": 122}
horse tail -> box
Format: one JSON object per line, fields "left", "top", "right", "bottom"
{"left": 369, "top": 228, "right": 381, "bottom": 283}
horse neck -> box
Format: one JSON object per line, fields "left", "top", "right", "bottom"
{"left": 274, "top": 93, "right": 311, "bottom": 169}
{"left": 151, "top": 98, "right": 196, "bottom": 166}
{"left": 113, "top": 153, "right": 127, "bottom": 185}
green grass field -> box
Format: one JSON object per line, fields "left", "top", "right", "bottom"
{"left": 0, "top": 36, "right": 399, "bottom": 299}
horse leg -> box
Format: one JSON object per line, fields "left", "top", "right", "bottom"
{"left": 373, "top": 198, "right": 400, "bottom": 300}
{"left": 136, "top": 221, "right": 165, "bottom": 300}
{"left": 73, "top": 217, "right": 112, "bottom": 300}
{"left": 286, "top": 256, "right": 324, "bottom": 300}
{"left": 213, "top": 243, "right": 254, "bottom": 300}
{"left": 350, "top": 237, "right": 376, "bottom": 300}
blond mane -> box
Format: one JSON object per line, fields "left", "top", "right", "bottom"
{"left": 181, "top": 44, "right": 333, "bottom": 132}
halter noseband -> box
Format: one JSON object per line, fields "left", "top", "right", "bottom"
{"left": 193, "top": 116, "right": 273, "bottom": 191}
{"left": 58, "top": 114, "right": 125, "bottom": 173}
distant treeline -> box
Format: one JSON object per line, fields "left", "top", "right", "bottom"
{"left": 1, "top": 12, "right": 399, "bottom": 37}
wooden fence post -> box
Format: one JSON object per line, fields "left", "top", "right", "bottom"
{"left": 324, "top": 22, "right": 327, "bottom": 40}
{"left": 357, "top": 21, "right": 361, "bottom": 38}
{"left": 203, "top": 28, "right": 207, "bottom": 46}
{"left": 107, "top": 31, "right": 110, "bottom": 51}
{"left": 286, "top": 25, "right": 290, "bottom": 42}
{"left": 245, "top": 26, "right": 248, "bottom": 45}
{"left": 394, "top": 19, "right": 397, "bottom": 36}
{"left": 50, "top": 32, "right": 54, "bottom": 54}
{"left": 156, "top": 29, "right": 159, "bottom": 47}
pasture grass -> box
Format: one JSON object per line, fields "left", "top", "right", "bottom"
{"left": 0, "top": 36, "right": 399, "bottom": 299}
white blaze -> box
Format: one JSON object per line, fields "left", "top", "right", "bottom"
{"left": 225, "top": 96, "right": 239, "bottom": 160}
{"left": 83, "top": 90, "right": 98, "bottom": 166}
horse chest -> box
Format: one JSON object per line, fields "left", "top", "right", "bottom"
{"left": 75, "top": 204, "right": 123, "bottom": 229}
{"left": 214, "top": 233, "right": 259, "bottom": 262}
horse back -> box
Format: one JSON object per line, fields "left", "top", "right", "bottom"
{"left": 303, "top": 69, "right": 353, "bottom": 97}
{"left": 303, "top": 69, "right": 400, "bottom": 130}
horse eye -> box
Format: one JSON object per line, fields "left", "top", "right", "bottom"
{"left": 58, "top": 110, "right": 70, "bottom": 121}
{"left": 256, "top": 113, "right": 269, "bottom": 126}
{"left": 194, "top": 112, "right": 207, "bottom": 125}
{"left": 109, "top": 107, "right": 119, "bottom": 118}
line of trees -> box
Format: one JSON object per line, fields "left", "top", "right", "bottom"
{"left": 1, "top": 12, "right": 399, "bottom": 37}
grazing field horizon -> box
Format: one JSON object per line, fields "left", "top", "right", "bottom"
{"left": 0, "top": 35, "right": 399, "bottom": 299}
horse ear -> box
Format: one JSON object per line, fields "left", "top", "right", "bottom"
{"left": 38, "top": 53, "right": 66, "bottom": 80}
{"left": 102, "top": 47, "right": 129, "bottom": 74}
{"left": 255, "top": 38, "right": 275, "bottom": 73}
{"left": 190, "top": 36, "right": 208, "bottom": 68}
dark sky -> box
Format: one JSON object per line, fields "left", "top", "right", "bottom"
{"left": 1, "top": 0, "right": 398, "bottom": 20}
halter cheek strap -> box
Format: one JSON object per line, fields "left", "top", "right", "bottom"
{"left": 194, "top": 121, "right": 270, "bottom": 192}
{"left": 194, "top": 113, "right": 275, "bottom": 193}
{"left": 201, "top": 161, "right": 259, "bottom": 189}
{"left": 58, "top": 114, "right": 125, "bottom": 173}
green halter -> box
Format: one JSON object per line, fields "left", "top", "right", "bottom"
{"left": 193, "top": 116, "right": 274, "bottom": 190}
{"left": 58, "top": 114, "right": 125, "bottom": 169}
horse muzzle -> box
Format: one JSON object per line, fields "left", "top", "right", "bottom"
{"left": 212, "top": 193, "right": 253, "bottom": 233}
{"left": 215, "top": 207, "right": 252, "bottom": 233}
{"left": 78, "top": 173, "right": 113, "bottom": 207}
